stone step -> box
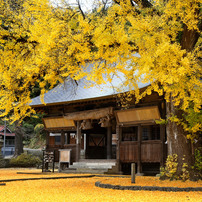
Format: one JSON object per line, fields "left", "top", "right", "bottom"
{"left": 70, "top": 161, "right": 116, "bottom": 169}
{"left": 65, "top": 160, "right": 117, "bottom": 174}
{"left": 77, "top": 168, "right": 107, "bottom": 170}
{"left": 70, "top": 163, "right": 115, "bottom": 168}
{"left": 105, "top": 164, "right": 121, "bottom": 174}
{"left": 79, "top": 159, "right": 116, "bottom": 162}
{"left": 73, "top": 162, "right": 116, "bottom": 165}
{"left": 69, "top": 165, "right": 114, "bottom": 169}
{"left": 61, "top": 167, "right": 108, "bottom": 174}
{"left": 72, "top": 161, "right": 116, "bottom": 165}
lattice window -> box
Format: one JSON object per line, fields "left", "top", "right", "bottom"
{"left": 122, "top": 127, "right": 138, "bottom": 141}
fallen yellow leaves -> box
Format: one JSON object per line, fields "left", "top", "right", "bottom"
{"left": 0, "top": 169, "right": 201, "bottom": 202}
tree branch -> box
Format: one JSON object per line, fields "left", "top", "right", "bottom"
{"left": 133, "top": 0, "right": 153, "bottom": 8}
{"left": 76, "top": 0, "right": 85, "bottom": 19}
{"left": 181, "top": 26, "right": 201, "bottom": 52}
{"left": 180, "top": 8, "right": 201, "bottom": 52}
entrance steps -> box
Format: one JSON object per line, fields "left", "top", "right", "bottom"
{"left": 61, "top": 159, "right": 117, "bottom": 174}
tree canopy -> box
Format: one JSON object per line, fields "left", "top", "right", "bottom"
{"left": 0, "top": 0, "right": 201, "bottom": 139}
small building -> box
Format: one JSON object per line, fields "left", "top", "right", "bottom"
{"left": 0, "top": 125, "right": 15, "bottom": 156}
{"left": 31, "top": 68, "right": 167, "bottom": 174}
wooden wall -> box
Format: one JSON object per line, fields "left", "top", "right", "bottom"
{"left": 141, "top": 140, "right": 162, "bottom": 162}
{"left": 120, "top": 142, "right": 138, "bottom": 162}
{"left": 120, "top": 140, "right": 162, "bottom": 163}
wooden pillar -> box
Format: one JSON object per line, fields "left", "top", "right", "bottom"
{"left": 84, "top": 133, "right": 86, "bottom": 151}
{"left": 107, "top": 126, "right": 112, "bottom": 159}
{"left": 85, "top": 132, "right": 89, "bottom": 159}
{"left": 160, "top": 124, "right": 166, "bottom": 167}
{"left": 116, "top": 125, "right": 122, "bottom": 172}
{"left": 76, "top": 121, "right": 81, "bottom": 162}
{"left": 45, "top": 132, "right": 50, "bottom": 170}
{"left": 84, "top": 133, "right": 86, "bottom": 158}
{"left": 137, "top": 125, "right": 142, "bottom": 174}
{"left": 46, "top": 132, "right": 50, "bottom": 149}
{"left": 67, "top": 132, "right": 70, "bottom": 144}
{"left": 61, "top": 131, "right": 65, "bottom": 148}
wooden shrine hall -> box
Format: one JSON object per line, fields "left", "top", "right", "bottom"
{"left": 31, "top": 69, "right": 167, "bottom": 174}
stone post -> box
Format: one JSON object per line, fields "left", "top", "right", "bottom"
{"left": 131, "top": 163, "right": 136, "bottom": 183}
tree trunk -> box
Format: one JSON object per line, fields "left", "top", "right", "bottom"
{"left": 166, "top": 7, "right": 200, "bottom": 177}
{"left": 166, "top": 97, "right": 194, "bottom": 175}
{"left": 13, "top": 122, "right": 24, "bottom": 157}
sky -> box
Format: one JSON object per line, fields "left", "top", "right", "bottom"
{"left": 51, "top": 0, "right": 112, "bottom": 12}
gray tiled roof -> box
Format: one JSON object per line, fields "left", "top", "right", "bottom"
{"left": 30, "top": 63, "right": 149, "bottom": 106}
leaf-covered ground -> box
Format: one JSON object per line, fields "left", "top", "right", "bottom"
{"left": 0, "top": 169, "right": 201, "bottom": 202}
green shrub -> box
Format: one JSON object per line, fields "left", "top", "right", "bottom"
{"left": 192, "top": 148, "right": 202, "bottom": 180}
{"left": 160, "top": 154, "right": 179, "bottom": 180}
{"left": 0, "top": 153, "right": 5, "bottom": 168}
{"left": 166, "top": 154, "right": 179, "bottom": 180}
{"left": 25, "top": 149, "right": 43, "bottom": 160}
{"left": 9, "top": 153, "right": 42, "bottom": 167}
{"left": 181, "top": 162, "right": 189, "bottom": 181}
{"left": 160, "top": 154, "right": 191, "bottom": 181}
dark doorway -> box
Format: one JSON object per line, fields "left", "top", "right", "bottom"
{"left": 85, "top": 122, "right": 107, "bottom": 159}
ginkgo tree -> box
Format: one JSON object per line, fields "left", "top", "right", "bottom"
{"left": 85, "top": 0, "right": 202, "bottom": 176}
{"left": 0, "top": 0, "right": 201, "bottom": 177}
{"left": 0, "top": 0, "right": 82, "bottom": 154}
